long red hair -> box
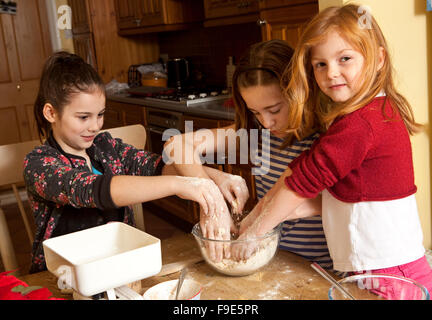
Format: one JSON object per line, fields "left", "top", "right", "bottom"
{"left": 282, "top": 4, "right": 422, "bottom": 135}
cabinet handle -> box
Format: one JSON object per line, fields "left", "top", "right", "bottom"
{"left": 257, "top": 19, "right": 267, "bottom": 26}
{"left": 16, "top": 84, "right": 21, "bottom": 91}
{"left": 148, "top": 126, "right": 166, "bottom": 135}
{"left": 135, "top": 19, "right": 141, "bottom": 26}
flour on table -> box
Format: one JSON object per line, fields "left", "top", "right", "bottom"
{"left": 258, "top": 283, "right": 281, "bottom": 300}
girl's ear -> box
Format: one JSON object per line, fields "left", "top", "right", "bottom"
{"left": 43, "top": 103, "right": 58, "bottom": 124}
{"left": 377, "top": 46, "right": 386, "bottom": 71}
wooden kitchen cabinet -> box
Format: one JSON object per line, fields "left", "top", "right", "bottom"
{"left": 203, "top": 0, "right": 260, "bottom": 27}
{"left": 72, "top": 33, "right": 97, "bottom": 70}
{"left": 116, "top": 0, "right": 163, "bottom": 30}
{"left": 114, "top": 0, "right": 204, "bottom": 35}
{"left": 204, "top": 0, "right": 259, "bottom": 18}
{"left": 104, "top": 101, "right": 147, "bottom": 128}
{"left": 258, "top": 0, "right": 316, "bottom": 10}
{"left": 259, "top": 1, "right": 318, "bottom": 47}
{"left": 69, "top": 0, "right": 92, "bottom": 34}
{"left": 69, "top": 0, "right": 97, "bottom": 69}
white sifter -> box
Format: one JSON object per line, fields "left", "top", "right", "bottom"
{"left": 43, "top": 222, "right": 162, "bottom": 300}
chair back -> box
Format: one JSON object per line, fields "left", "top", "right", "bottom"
{"left": 103, "top": 124, "right": 146, "bottom": 149}
{"left": 0, "top": 139, "right": 41, "bottom": 274}
{"left": 103, "top": 124, "right": 148, "bottom": 232}
{"left": 0, "top": 140, "right": 41, "bottom": 187}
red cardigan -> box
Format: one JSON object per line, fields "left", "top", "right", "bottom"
{"left": 286, "top": 97, "right": 417, "bottom": 202}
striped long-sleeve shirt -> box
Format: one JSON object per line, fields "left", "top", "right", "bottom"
{"left": 254, "top": 132, "right": 336, "bottom": 271}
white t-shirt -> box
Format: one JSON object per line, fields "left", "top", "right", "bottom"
{"left": 322, "top": 190, "right": 425, "bottom": 271}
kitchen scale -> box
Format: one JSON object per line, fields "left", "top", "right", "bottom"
{"left": 43, "top": 222, "right": 162, "bottom": 300}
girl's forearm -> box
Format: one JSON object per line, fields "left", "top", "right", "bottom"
{"left": 164, "top": 125, "right": 235, "bottom": 179}
{"left": 254, "top": 186, "right": 308, "bottom": 236}
{"left": 161, "top": 163, "right": 178, "bottom": 175}
{"left": 110, "top": 175, "right": 177, "bottom": 207}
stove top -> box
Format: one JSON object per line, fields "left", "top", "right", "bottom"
{"left": 127, "top": 87, "right": 231, "bottom": 107}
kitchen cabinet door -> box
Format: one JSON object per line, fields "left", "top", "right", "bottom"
{"left": 115, "top": 0, "right": 141, "bottom": 30}
{"left": 104, "top": 100, "right": 147, "bottom": 128}
{"left": 137, "top": 0, "right": 165, "bottom": 26}
{"left": 203, "top": 0, "right": 260, "bottom": 26}
{"left": 259, "top": 2, "right": 318, "bottom": 47}
{"left": 204, "top": 0, "right": 259, "bottom": 19}
{"left": 72, "top": 33, "right": 97, "bottom": 70}
{"left": 114, "top": 0, "right": 203, "bottom": 35}
{"left": 116, "top": 0, "right": 165, "bottom": 29}
{"left": 69, "top": 0, "right": 92, "bottom": 34}
{"left": 0, "top": 0, "right": 52, "bottom": 145}
{"left": 69, "top": 1, "right": 98, "bottom": 70}
{"left": 258, "top": 0, "right": 316, "bottom": 10}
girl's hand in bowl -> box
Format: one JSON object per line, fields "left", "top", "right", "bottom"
{"left": 199, "top": 205, "right": 237, "bottom": 263}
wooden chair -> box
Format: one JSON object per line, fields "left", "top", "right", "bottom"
{"left": 0, "top": 139, "right": 41, "bottom": 273}
{"left": 103, "top": 124, "right": 147, "bottom": 232}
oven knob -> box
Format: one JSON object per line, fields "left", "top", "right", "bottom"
{"left": 188, "top": 94, "right": 196, "bottom": 100}
{"left": 210, "top": 91, "right": 218, "bottom": 96}
{"left": 199, "top": 93, "right": 207, "bottom": 98}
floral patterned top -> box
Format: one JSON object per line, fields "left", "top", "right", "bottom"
{"left": 23, "top": 132, "right": 164, "bottom": 274}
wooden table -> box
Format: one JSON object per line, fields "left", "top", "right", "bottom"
{"left": 19, "top": 233, "right": 332, "bottom": 300}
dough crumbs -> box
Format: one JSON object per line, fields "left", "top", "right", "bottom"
{"left": 200, "top": 236, "right": 278, "bottom": 276}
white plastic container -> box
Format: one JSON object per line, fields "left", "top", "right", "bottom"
{"left": 143, "top": 279, "right": 202, "bottom": 300}
{"left": 43, "top": 222, "right": 162, "bottom": 297}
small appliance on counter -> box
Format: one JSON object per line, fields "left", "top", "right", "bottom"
{"left": 128, "top": 62, "right": 167, "bottom": 88}
{"left": 167, "top": 58, "right": 190, "bottom": 90}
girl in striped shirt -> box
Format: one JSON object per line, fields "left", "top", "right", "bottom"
{"left": 232, "top": 40, "right": 335, "bottom": 271}
{"left": 166, "top": 40, "right": 337, "bottom": 273}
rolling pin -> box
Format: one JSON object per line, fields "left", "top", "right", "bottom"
{"left": 156, "top": 257, "right": 204, "bottom": 277}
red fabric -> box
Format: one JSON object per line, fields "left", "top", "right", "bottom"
{"left": 0, "top": 271, "right": 64, "bottom": 300}
{"left": 286, "top": 97, "right": 417, "bottom": 202}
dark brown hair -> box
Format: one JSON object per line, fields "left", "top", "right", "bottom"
{"left": 232, "top": 40, "right": 315, "bottom": 146}
{"left": 34, "top": 51, "right": 105, "bottom": 141}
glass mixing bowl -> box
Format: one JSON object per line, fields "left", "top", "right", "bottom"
{"left": 328, "top": 273, "right": 430, "bottom": 300}
{"left": 191, "top": 223, "right": 282, "bottom": 276}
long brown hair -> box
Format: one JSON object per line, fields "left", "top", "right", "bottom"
{"left": 34, "top": 51, "right": 105, "bottom": 141}
{"left": 233, "top": 40, "right": 316, "bottom": 146}
{"left": 283, "top": 4, "right": 422, "bottom": 135}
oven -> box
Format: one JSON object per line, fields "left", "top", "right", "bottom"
{"left": 146, "top": 108, "right": 183, "bottom": 155}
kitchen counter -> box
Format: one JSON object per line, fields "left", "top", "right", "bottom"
{"left": 107, "top": 92, "right": 235, "bottom": 121}
{"left": 18, "top": 233, "right": 335, "bottom": 300}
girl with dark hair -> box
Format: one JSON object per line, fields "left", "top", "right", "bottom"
{"left": 24, "top": 51, "right": 225, "bottom": 273}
